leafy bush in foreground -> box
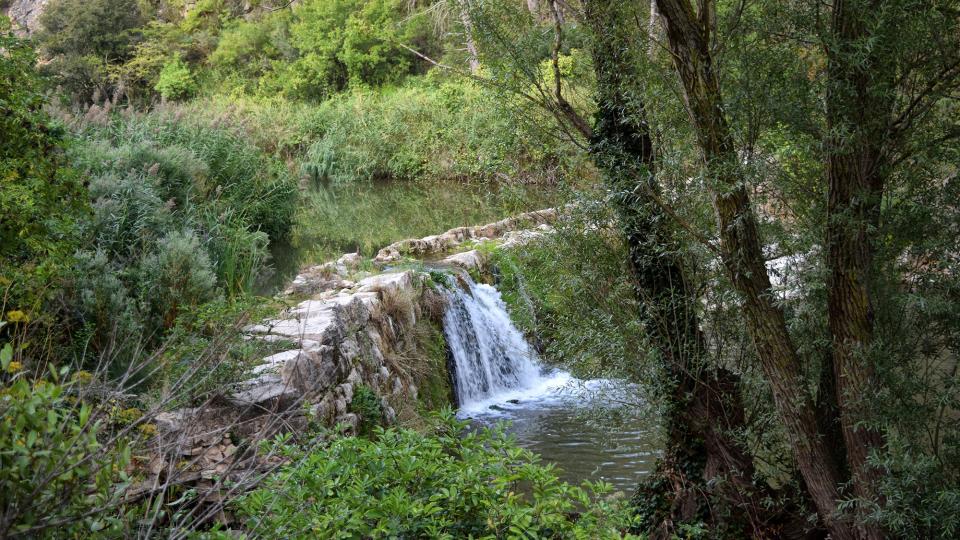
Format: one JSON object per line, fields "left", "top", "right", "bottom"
{"left": 237, "top": 412, "right": 638, "bottom": 539}
{"left": 0, "top": 363, "right": 130, "bottom": 538}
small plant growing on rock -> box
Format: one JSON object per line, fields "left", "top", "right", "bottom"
{"left": 348, "top": 384, "right": 384, "bottom": 437}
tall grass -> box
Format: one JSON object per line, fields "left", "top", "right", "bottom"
{"left": 298, "top": 79, "right": 589, "bottom": 186}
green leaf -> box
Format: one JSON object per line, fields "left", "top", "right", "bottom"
{"left": 0, "top": 343, "right": 12, "bottom": 370}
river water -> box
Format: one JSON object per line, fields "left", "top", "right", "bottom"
{"left": 442, "top": 276, "right": 660, "bottom": 494}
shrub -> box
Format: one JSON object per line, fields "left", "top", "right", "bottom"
{"left": 0, "top": 24, "right": 87, "bottom": 316}
{"left": 36, "top": 0, "right": 145, "bottom": 102}
{"left": 155, "top": 57, "right": 198, "bottom": 101}
{"left": 138, "top": 230, "right": 219, "bottom": 333}
{"left": 0, "top": 371, "right": 130, "bottom": 538}
{"left": 70, "top": 250, "right": 144, "bottom": 371}
{"left": 348, "top": 383, "right": 384, "bottom": 436}
{"left": 52, "top": 109, "right": 298, "bottom": 368}
{"left": 87, "top": 169, "right": 171, "bottom": 264}
{"left": 237, "top": 411, "right": 638, "bottom": 538}
{"left": 299, "top": 79, "right": 583, "bottom": 186}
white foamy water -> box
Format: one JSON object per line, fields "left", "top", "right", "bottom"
{"left": 440, "top": 275, "right": 658, "bottom": 491}
{"left": 441, "top": 276, "right": 570, "bottom": 413}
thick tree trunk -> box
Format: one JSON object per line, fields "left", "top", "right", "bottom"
{"left": 583, "top": 2, "right": 775, "bottom": 536}
{"left": 652, "top": 0, "right": 855, "bottom": 537}
{"left": 824, "top": 2, "right": 892, "bottom": 535}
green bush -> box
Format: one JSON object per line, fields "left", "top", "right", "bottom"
{"left": 206, "top": 0, "right": 439, "bottom": 100}
{"left": 864, "top": 447, "right": 960, "bottom": 538}
{"left": 299, "top": 79, "right": 583, "bottom": 186}
{"left": 348, "top": 383, "right": 384, "bottom": 436}
{"left": 237, "top": 412, "right": 638, "bottom": 538}
{"left": 87, "top": 169, "right": 171, "bottom": 264}
{"left": 0, "top": 23, "right": 86, "bottom": 318}
{"left": 0, "top": 369, "right": 130, "bottom": 538}
{"left": 36, "top": 0, "right": 145, "bottom": 102}
{"left": 139, "top": 230, "right": 219, "bottom": 332}
{"left": 71, "top": 250, "right": 144, "bottom": 369}
{"left": 74, "top": 109, "right": 297, "bottom": 269}
{"left": 155, "top": 57, "right": 198, "bottom": 101}
{"left": 60, "top": 110, "right": 297, "bottom": 365}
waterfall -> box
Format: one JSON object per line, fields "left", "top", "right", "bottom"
{"left": 442, "top": 275, "right": 557, "bottom": 412}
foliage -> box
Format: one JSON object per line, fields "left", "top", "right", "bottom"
{"left": 155, "top": 57, "right": 199, "bottom": 101}
{"left": 60, "top": 108, "right": 296, "bottom": 368}
{"left": 139, "top": 230, "right": 219, "bottom": 331}
{"left": 299, "top": 79, "right": 584, "bottom": 186}
{"left": 348, "top": 383, "right": 384, "bottom": 436}
{"left": 36, "top": 0, "right": 145, "bottom": 102}
{"left": 0, "top": 371, "right": 130, "bottom": 538}
{"left": 0, "top": 22, "right": 87, "bottom": 321}
{"left": 237, "top": 411, "right": 638, "bottom": 539}
{"left": 212, "top": 0, "right": 439, "bottom": 100}
{"left": 863, "top": 444, "right": 960, "bottom": 539}
{"left": 491, "top": 203, "right": 648, "bottom": 382}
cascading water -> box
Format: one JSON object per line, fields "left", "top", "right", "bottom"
{"left": 441, "top": 274, "right": 565, "bottom": 412}
{"left": 439, "top": 272, "right": 657, "bottom": 490}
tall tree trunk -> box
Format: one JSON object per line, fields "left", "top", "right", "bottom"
{"left": 824, "top": 1, "right": 892, "bottom": 534}
{"left": 583, "top": 2, "right": 773, "bottom": 536}
{"left": 458, "top": 0, "right": 480, "bottom": 74}
{"left": 648, "top": 0, "right": 661, "bottom": 58}
{"left": 652, "top": 0, "right": 855, "bottom": 537}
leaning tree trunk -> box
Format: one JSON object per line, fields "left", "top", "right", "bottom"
{"left": 583, "top": 2, "right": 777, "bottom": 536}
{"left": 823, "top": 2, "right": 893, "bottom": 536}
{"left": 652, "top": 0, "right": 855, "bottom": 537}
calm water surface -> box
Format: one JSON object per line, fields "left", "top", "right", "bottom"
{"left": 461, "top": 376, "right": 661, "bottom": 494}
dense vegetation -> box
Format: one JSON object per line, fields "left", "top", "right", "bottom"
{"left": 237, "top": 413, "right": 637, "bottom": 538}
{"left": 2, "top": 0, "right": 959, "bottom": 538}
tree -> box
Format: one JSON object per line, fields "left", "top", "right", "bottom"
{"left": 581, "top": 1, "right": 769, "bottom": 535}
{"left": 462, "top": 1, "right": 784, "bottom": 534}
{"left": 35, "top": 0, "right": 145, "bottom": 102}
{"left": 649, "top": 0, "right": 854, "bottom": 536}
{"left": 821, "top": 0, "right": 960, "bottom": 522}
{"left": 0, "top": 21, "right": 86, "bottom": 316}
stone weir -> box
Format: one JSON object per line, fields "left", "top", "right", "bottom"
{"left": 150, "top": 264, "right": 445, "bottom": 490}
{"left": 144, "top": 209, "right": 556, "bottom": 501}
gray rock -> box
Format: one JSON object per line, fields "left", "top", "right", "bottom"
{"left": 6, "top": 0, "right": 50, "bottom": 33}
{"left": 229, "top": 375, "right": 300, "bottom": 408}
{"left": 280, "top": 347, "right": 340, "bottom": 395}
{"left": 335, "top": 413, "right": 360, "bottom": 434}
{"left": 337, "top": 382, "right": 354, "bottom": 402}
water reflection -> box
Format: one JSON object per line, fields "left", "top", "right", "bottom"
{"left": 463, "top": 379, "right": 660, "bottom": 494}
